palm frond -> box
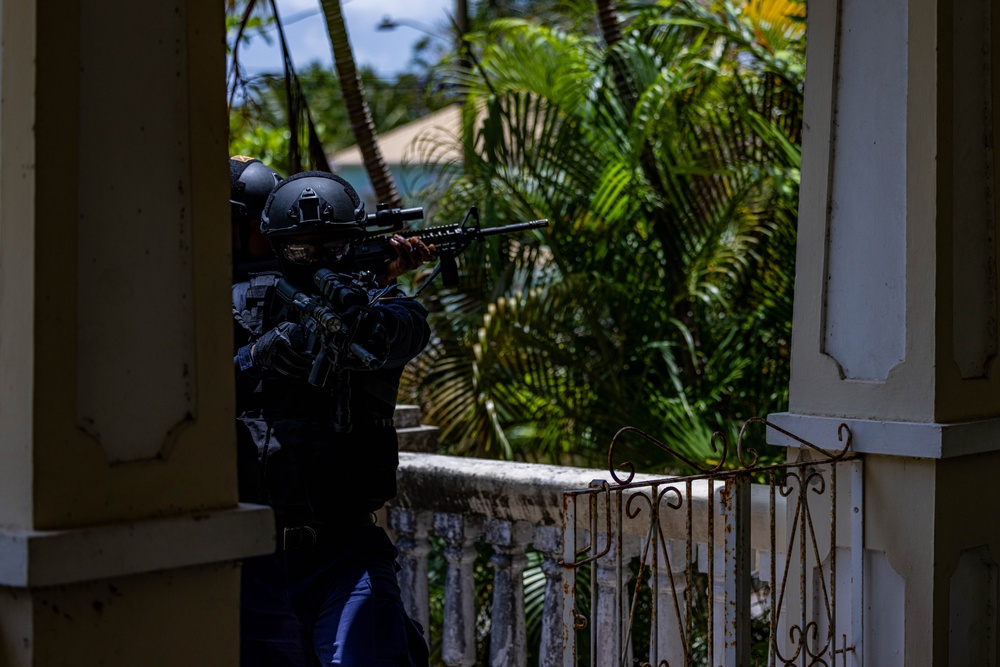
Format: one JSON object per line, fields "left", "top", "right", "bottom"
{"left": 404, "top": 0, "right": 803, "bottom": 471}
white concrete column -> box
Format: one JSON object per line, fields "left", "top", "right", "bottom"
{"left": 435, "top": 512, "right": 483, "bottom": 667}
{"left": 533, "top": 524, "right": 566, "bottom": 667}
{"left": 648, "top": 538, "right": 688, "bottom": 667}
{"left": 0, "top": 1, "right": 272, "bottom": 664}
{"left": 722, "top": 476, "right": 751, "bottom": 666}
{"left": 698, "top": 543, "right": 727, "bottom": 667}
{"left": 769, "top": 0, "right": 1000, "bottom": 664}
{"left": 484, "top": 519, "right": 532, "bottom": 667}
{"left": 390, "top": 507, "right": 433, "bottom": 636}
{"left": 587, "top": 529, "right": 641, "bottom": 667}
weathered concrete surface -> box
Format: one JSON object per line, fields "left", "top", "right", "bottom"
{"left": 393, "top": 452, "right": 616, "bottom": 526}
{"left": 393, "top": 452, "right": 785, "bottom": 549}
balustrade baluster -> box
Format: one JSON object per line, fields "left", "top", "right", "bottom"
{"left": 650, "top": 538, "right": 689, "bottom": 667}
{"left": 484, "top": 519, "right": 533, "bottom": 667}
{"left": 594, "top": 531, "right": 623, "bottom": 667}
{"left": 533, "top": 525, "right": 564, "bottom": 667}
{"left": 434, "top": 512, "right": 483, "bottom": 667}
{"left": 722, "top": 476, "right": 752, "bottom": 666}
{"left": 594, "top": 532, "right": 616, "bottom": 667}
{"left": 390, "top": 507, "right": 433, "bottom": 636}
{"left": 698, "top": 543, "right": 727, "bottom": 665}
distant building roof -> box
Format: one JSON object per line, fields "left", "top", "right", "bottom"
{"left": 328, "top": 103, "right": 463, "bottom": 169}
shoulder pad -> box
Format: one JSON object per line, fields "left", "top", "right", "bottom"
{"left": 233, "top": 272, "right": 282, "bottom": 336}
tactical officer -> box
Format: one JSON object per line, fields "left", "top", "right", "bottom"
{"left": 232, "top": 167, "right": 432, "bottom": 666}
{"left": 230, "top": 155, "right": 283, "bottom": 278}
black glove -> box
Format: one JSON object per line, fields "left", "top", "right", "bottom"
{"left": 342, "top": 307, "right": 391, "bottom": 371}
{"left": 253, "top": 321, "right": 312, "bottom": 376}
{"left": 361, "top": 316, "right": 391, "bottom": 366}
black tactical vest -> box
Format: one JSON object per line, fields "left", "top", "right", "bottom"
{"left": 233, "top": 273, "right": 403, "bottom": 522}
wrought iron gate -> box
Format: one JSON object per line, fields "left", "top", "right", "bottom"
{"left": 561, "top": 418, "right": 864, "bottom": 667}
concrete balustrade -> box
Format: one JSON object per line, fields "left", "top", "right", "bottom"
{"left": 386, "top": 445, "right": 793, "bottom": 667}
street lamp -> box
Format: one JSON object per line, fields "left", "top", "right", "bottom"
{"left": 376, "top": 15, "right": 448, "bottom": 41}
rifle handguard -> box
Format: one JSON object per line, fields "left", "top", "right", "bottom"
{"left": 349, "top": 209, "right": 549, "bottom": 283}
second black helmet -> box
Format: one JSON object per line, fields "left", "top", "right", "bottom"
{"left": 230, "top": 156, "right": 281, "bottom": 222}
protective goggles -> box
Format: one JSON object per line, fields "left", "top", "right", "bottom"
{"left": 278, "top": 239, "right": 352, "bottom": 265}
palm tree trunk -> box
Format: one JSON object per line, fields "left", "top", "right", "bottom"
{"left": 596, "top": 0, "right": 633, "bottom": 121}
{"left": 318, "top": 0, "right": 402, "bottom": 208}
{"left": 595, "top": 0, "right": 623, "bottom": 46}
{"left": 456, "top": 0, "right": 470, "bottom": 36}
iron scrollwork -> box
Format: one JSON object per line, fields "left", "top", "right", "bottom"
{"left": 562, "top": 418, "right": 860, "bottom": 667}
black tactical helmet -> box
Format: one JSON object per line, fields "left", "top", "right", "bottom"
{"left": 261, "top": 170, "right": 367, "bottom": 241}
{"left": 230, "top": 156, "right": 281, "bottom": 221}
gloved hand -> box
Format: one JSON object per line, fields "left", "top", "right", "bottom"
{"left": 252, "top": 321, "right": 312, "bottom": 376}
{"left": 342, "top": 307, "right": 391, "bottom": 371}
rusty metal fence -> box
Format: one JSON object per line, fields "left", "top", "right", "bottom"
{"left": 560, "top": 419, "right": 864, "bottom": 667}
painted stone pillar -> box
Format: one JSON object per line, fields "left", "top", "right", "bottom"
{"left": 0, "top": 1, "right": 273, "bottom": 664}
{"left": 768, "top": 0, "right": 1000, "bottom": 664}
{"left": 485, "top": 519, "right": 532, "bottom": 667}
{"left": 436, "top": 513, "right": 482, "bottom": 667}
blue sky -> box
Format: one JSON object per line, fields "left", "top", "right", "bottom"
{"left": 236, "top": 0, "right": 455, "bottom": 77}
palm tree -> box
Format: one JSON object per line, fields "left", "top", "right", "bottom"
{"left": 595, "top": 0, "right": 622, "bottom": 46}
{"left": 407, "top": 0, "right": 805, "bottom": 471}
{"left": 227, "top": 0, "right": 331, "bottom": 173}
{"left": 228, "top": 0, "right": 405, "bottom": 203}
{"left": 318, "top": 0, "right": 402, "bottom": 207}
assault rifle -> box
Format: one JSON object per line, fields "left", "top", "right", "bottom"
{"left": 349, "top": 205, "right": 548, "bottom": 286}
{"left": 275, "top": 269, "right": 384, "bottom": 431}
{"left": 272, "top": 205, "right": 548, "bottom": 430}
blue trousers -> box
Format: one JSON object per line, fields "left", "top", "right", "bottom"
{"left": 240, "top": 526, "right": 429, "bottom": 666}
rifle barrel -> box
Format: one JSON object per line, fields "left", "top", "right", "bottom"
{"left": 476, "top": 219, "right": 549, "bottom": 237}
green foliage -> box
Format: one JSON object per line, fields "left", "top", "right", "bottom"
{"left": 225, "top": 0, "right": 803, "bottom": 474}
{"left": 229, "top": 62, "right": 447, "bottom": 175}
{"left": 406, "top": 0, "right": 804, "bottom": 473}
{"left": 226, "top": 0, "right": 451, "bottom": 175}
{"left": 469, "top": 0, "right": 603, "bottom": 33}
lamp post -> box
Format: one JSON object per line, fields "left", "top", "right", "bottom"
{"left": 376, "top": 15, "right": 450, "bottom": 42}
